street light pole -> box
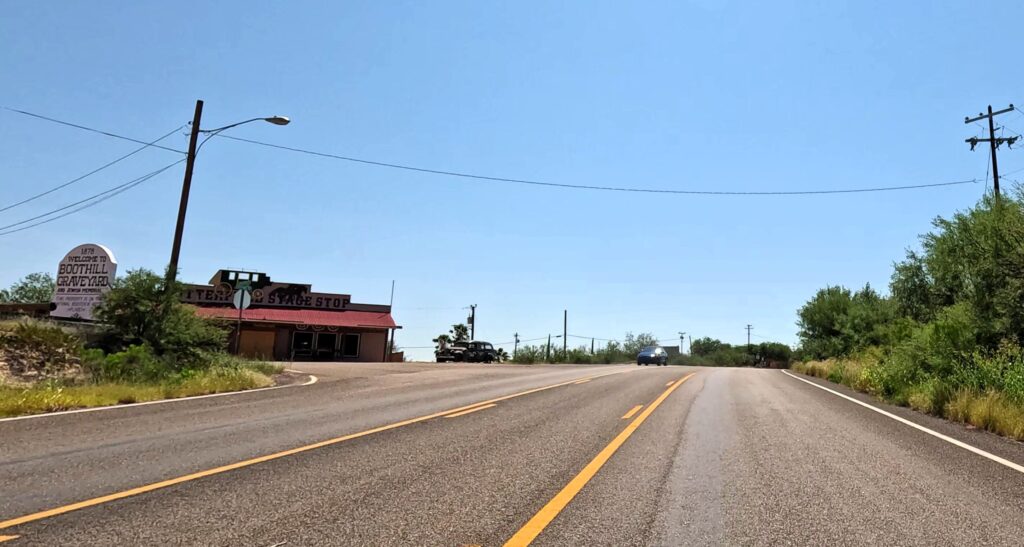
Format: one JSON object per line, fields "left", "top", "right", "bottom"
{"left": 165, "top": 100, "right": 290, "bottom": 286}
{"left": 167, "top": 99, "right": 204, "bottom": 285}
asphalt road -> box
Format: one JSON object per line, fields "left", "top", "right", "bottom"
{"left": 3, "top": 363, "right": 1024, "bottom": 545}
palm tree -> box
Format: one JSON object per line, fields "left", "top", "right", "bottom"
{"left": 450, "top": 323, "right": 470, "bottom": 343}
{"left": 496, "top": 348, "right": 510, "bottom": 362}
{"left": 433, "top": 334, "right": 452, "bottom": 350}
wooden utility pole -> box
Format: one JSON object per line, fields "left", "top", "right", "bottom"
{"left": 563, "top": 310, "right": 567, "bottom": 355}
{"left": 167, "top": 99, "right": 204, "bottom": 285}
{"left": 965, "top": 104, "right": 1018, "bottom": 199}
{"left": 546, "top": 334, "right": 551, "bottom": 362}
{"left": 513, "top": 332, "right": 519, "bottom": 358}
{"left": 469, "top": 304, "right": 477, "bottom": 340}
{"left": 746, "top": 324, "right": 753, "bottom": 353}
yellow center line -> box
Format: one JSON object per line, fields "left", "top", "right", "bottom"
{"left": 0, "top": 535, "right": 19, "bottom": 543}
{"left": 0, "top": 369, "right": 631, "bottom": 532}
{"left": 445, "top": 403, "right": 497, "bottom": 418}
{"left": 620, "top": 405, "right": 643, "bottom": 420}
{"left": 504, "top": 373, "right": 696, "bottom": 547}
{"left": 665, "top": 381, "right": 674, "bottom": 386}
{"left": 573, "top": 378, "right": 591, "bottom": 385}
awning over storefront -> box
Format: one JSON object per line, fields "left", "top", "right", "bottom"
{"left": 194, "top": 306, "right": 397, "bottom": 329}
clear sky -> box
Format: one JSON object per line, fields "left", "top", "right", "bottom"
{"left": 3, "top": 2, "right": 1023, "bottom": 360}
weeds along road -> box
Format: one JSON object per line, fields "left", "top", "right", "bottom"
{"left": 2, "top": 363, "right": 1024, "bottom": 545}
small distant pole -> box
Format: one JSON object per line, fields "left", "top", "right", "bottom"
{"left": 591, "top": 337, "right": 595, "bottom": 354}
{"left": 469, "top": 304, "right": 477, "bottom": 340}
{"left": 563, "top": 310, "right": 567, "bottom": 355}
{"left": 514, "top": 332, "right": 520, "bottom": 358}
{"left": 546, "top": 334, "right": 551, "bottom": 362}
{"left": 746, "top": 324, "right": 753, "bottom": 353}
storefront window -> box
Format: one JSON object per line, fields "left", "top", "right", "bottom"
{"left": 292, "top": 332, "right": 314, "bottom": 357}
{"left": 342, "top": 333, "right": 360, "bottom": 357}
{"left": 316, "top": 332, "right": 337, "bottom": 359}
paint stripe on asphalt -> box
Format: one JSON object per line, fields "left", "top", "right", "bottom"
{"left": 445, "top": 403, "right": 498, "bottom": 418}
{"left": 0, "top": 368, "right": 630, "bottom": 532}
{"left": 504, "top": 373, "right": 695, "bottom": 546}
{"left": 781, "top": 370, "right": 1024, "bottom": 475}
{"left": 620, "top": 405, "right": 643, "bottom": 420}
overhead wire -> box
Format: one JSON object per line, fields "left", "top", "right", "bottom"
{"left": 215, "top": 134, "right": 979, "bottom": 196}
{"left": 0, "top": 160, "right": 185, "bottom": 236}
{"left": 0, "top": 125, "right": 185, "bottom": 213}
{"left": 2, "top": 107, "right": 186, "bottom": 154}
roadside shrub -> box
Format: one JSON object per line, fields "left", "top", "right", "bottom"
{"left": 906, "top": 377, "right": 954, "bottom": 415}
{"left": 94, "top": 344, "right": 166, "bottom": 382}
{"left": 94, "top": 269, "right": 227, "bottom": 370}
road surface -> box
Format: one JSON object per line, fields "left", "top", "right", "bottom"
{"left": 2, "top": 363, "right": 1024, "bottom": 545}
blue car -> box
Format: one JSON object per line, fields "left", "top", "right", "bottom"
{"left": 637, "top": 346, "right": 668, "bottom": 366}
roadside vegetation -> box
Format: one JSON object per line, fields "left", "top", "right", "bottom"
{"left": 0, "top": 272, "right": 55, "bottom": 304}
{"left": 669, "top": 337, "right": 791, "bottom": 367}
{"left": 505, "top": 332, "right": 792, "bottom": 366}
{"left": 793, "top": 192, "right": 1024, "bottom": 440}
{"left": 0, "top": 269, "right": 282, "bottom": 417}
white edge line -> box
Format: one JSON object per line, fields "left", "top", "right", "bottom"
{"left": 0, "top": 374, "right": 319, "bottom": 424}
{"left": 781, "top": 369, "right": 1024, "bottom": 475}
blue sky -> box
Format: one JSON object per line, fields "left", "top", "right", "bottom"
{"left": 2, "top": 2, "right": 1023, "bottom": 360}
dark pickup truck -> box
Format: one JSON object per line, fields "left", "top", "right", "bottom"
{"left": 435, "top": 340, "right": 499, "bottom": 363}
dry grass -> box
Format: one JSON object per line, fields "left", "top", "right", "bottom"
{"left": 946, "top": 389, "right": 1024, "bottom": 441}
{"left": 794, "top": 359, "right": 1024, "bottom": 441}
{"left": 0, "top": 367, "right": 273, "bottom": 417}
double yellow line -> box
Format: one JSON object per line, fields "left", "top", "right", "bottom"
{"left": 504, "top": 372, "right": 695, "bottom": 546}
{"left": 0, "top": 369, "right": 628, "bottom": 535}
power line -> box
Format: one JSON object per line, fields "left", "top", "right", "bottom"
{"left": 216, "top": 134, "right": 979, "bottom": 196}
{"left": 2, "top": 106, "right": 187, "bottom": 154}
{"left": 0, "top": 160, "right": 184, "bottom": 236}
{"left": 0, "top": 125, "right": 185, "bottom": 213}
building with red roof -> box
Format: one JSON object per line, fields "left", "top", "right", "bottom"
{"left": 183, "top": 270, "right": 399, "bottom": 362}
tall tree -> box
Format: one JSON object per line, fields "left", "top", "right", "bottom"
{"left": 0, "top": 272, "right": 56, "bottom": 303}
{"left": 450, "top": 323, "right": 470, "bottom": 343}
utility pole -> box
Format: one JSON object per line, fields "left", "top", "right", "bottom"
{"left": 746, "top": 324, "right": 753, "bottom": 354}
{"left": 469, "top": 304, "right": 477, "bottom": 340}
{"left": 546, "top": 334, "right": 551, "bottom": 362}
{"left": 563, "top": 310, "right": 567, "bottom": 355}
{"left": 514, "top": 332, "right": 520, "bottom": 358}
{"left": 591, "top": 337, "right": 595, "bottom": 354}
{"left": 965, "top": 104, "right": 1018, "bottom": 199}
{"left": 167, "top": 99, "right": 204, "bottom": 285}
{"left": 678, "top": 331, "right": 686, "bottom": 355}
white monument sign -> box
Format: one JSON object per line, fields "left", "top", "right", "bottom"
{"left": 51, "top": 243, "right": 117, "bottom": 320}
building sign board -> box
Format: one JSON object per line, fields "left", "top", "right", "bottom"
{"left": 182, "top": 282, "right": 352, "bottom": 311}
{"left": 51, "top": 243, "right": 117, "bottom": 320}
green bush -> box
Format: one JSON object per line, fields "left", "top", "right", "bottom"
{"left": 94, "top": 268, "right": 227, "bottom": 370}
{"left": 94, "top": 344, "right": 166, "bottom": 382}
{"left": 906, "top": 377, "right": 954, "bottom": 415}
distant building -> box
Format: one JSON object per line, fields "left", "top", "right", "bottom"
{"left": 183, "top": 270, "right": 399, "bottom": 362}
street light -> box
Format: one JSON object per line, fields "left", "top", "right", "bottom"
{"left": 167, "top": 100, "right": 289, "bottom": 285}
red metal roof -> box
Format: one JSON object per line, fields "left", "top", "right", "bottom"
{"left": 194, "top": 306, "right": 396, "bottom": 329}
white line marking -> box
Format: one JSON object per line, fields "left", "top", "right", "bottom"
{"left": 0, "top": 374, "right": 319, "bottom": 424}
{"left": 284, "top": 368, "right": 305, "bottom": 373}
{"left": 781, "top": 370, "right": 1024, "bottom": 474}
